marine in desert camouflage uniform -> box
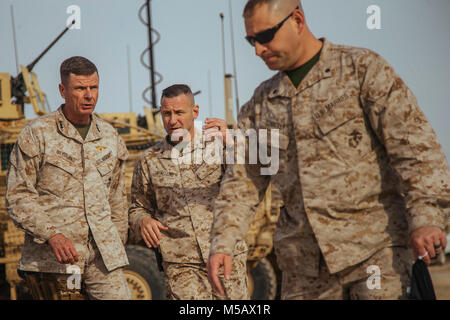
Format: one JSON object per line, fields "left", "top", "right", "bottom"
{"left": 207, "top": 0, "right": 450, "bottom": 300}
{"left": 128, "top": 84, "right": 248, "bottom": 300}
{"left": 6, "top": 56, "right": 131, "bottom": 300}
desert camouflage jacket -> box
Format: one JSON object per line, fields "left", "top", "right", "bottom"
{"left": 210, "top": 38, "right": 450, "bottom": 274}
{"left": 129, "top": 134, "right": 247, "bottom": 264}
{"left": 6, "top": 106, "right": 129, "bottom": 273}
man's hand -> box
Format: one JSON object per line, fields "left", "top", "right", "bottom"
{"left": 140, "top": 216, "right": 168, "bottom": 248}
{"left": 410, "top": 226, "right": 447, "bottom": 265}
{"left": 207, "top": 253, "right": 232, "bottom": 296}
{"left": 203, "top": 118, "right": 233, "bottom": 147}
{"left": 48, "top": 233, "right": 79, "bottom": 265}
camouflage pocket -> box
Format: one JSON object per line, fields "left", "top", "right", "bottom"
{"left": 38, "top": 154, "right": 78, "bottom": 197}
{"left": 194, "top": 163, "right": 221, "bottom": 185}
{"left": 315, "top": 103, "right": 374, "bottom": 166}
{"left": 96, "top": 157, "right": 116, "bottom": 189}
{"left": 152, "top": 171, "right": 184, "bottom": 213}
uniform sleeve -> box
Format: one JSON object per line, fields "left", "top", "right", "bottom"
{"left": 357, "top": 51, "right": 450, "bottom": 234}
{"left": 6, "top": 126, "right": 62, "bottom": 244}
{"left": 108, "top": 135, "right": 129, "bottom": 244}
{"left": 128, "top": 155, "right": 158, "bottom": 243}
{"left": 209, "top": 100, "right": 271, "bottom": 256}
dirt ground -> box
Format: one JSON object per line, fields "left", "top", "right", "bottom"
{"left": 429, "top": 257, "right": 450, "bottom": 300}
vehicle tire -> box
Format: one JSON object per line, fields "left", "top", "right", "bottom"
{"left": 124, "top": 245, "right": 167, "bottom": 300}
{"left": 248, "top": 257, "right": 277, "bottom": 300}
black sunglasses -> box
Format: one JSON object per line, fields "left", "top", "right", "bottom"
{"left": 245, "top": 6, "right": 299, "bottom": 46}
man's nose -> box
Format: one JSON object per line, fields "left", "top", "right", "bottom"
{"left": 169, "top": 115, "right": 178, "bottom": 125}
{"left": 254, "top": 41, "right": 266, "bottom": 57}
{"left": 84, "top": 88, "right": 93, "bottom": 99}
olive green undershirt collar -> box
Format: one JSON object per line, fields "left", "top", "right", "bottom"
{"left": 286, "top": 47, "right": 322, "bottom": 89}
{"left": 69, "top": 120, "right": 91, "bottom": 140}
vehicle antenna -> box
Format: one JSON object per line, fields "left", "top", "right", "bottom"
{"left": 219, "top": 13, "right": 226, "bottom": 77}
{"left": 127, "top": 45, "right": 133, "bottom": 112}
{"left": 139, "top": 0, "right": 162, "bottom": 112}
{"left": 228, "top": 0, "right": 240, "bottom": 116}
{"left": 10, "top": 5, "right": 20, "bottom": 75}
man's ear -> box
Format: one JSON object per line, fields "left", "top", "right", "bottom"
{"left": 292, "top": 9, "right": 305, "bottom": 34}
{"left": 192, "top": 104, "right": 200, "bottom": 119}
{"left": 59, "top": 83, "right": 66, "bottom": 100}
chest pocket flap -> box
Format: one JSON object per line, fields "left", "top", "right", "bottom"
{"left": 44, "top": 154, "right": 76, "bottom": 176}
{"left": 97, "top": 158, "right": 116, "bottom": 177}
{"left": 151, "top": 170, "right": 180, "bottom": 187}
{"left": 194, "top": 163, "right": 221, "bottom": 181}
{"left": 314, "top": 96, "right": 363, "bottom": 136}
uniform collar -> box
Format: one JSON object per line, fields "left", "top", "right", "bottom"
{"left": 56, "top": 105, "right": 102, "bottom": 143}
{"left": 157, "top": 128, "right": 207, "bottom": 159}
{"left": 268, "top": 37, "right": 335, "bottom": 98}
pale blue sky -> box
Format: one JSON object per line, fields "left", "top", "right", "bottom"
{"left": 0, "top": 0, "right": 449, "bottom": 160}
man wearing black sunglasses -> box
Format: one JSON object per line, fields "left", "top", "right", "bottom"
{"left": 208, "top": 0, "right": 449, "bottom": 300}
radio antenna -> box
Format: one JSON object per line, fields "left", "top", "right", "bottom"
{"left": 10, "top": 5, "right": 20, "bottom": 75}
{"left": 127, "top": 45, "right": 133, "bottom": 112}
{"left": 228, "top": 0, "right": 240, "bottom": 116}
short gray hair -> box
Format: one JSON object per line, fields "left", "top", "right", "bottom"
{"left": 60, "top": 56, "right": 98, "bottom": 85}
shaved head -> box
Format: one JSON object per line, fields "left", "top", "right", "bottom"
{"left": 243, "top": 0, "right": 321, "bottom": 72}
{"left": 244, "top": 0, "right": 303, "bottom": 19}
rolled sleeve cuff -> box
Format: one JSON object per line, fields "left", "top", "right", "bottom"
{"left": 129, "top": 211, "right": 152, "bottom": 242}
{"left": 209, "top": 235, "right": 236, "bottom": 257}
{"left": 407, "top": 204, "right": 447, "bottom": 234}
{"left": 32, "top": 228, "right": 61, "bottom": 245}
{"left": 117, "top": 226, "right": 128, "bottom": 245}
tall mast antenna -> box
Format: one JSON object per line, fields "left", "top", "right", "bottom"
{"left": 10, "top": 5, "right": 20, "bottom": 75}
{"left": 127, "top": 45, "right": 133, "bottom": 112}
{"left": 219, "top": 13, "right": 226, "bottom": 77}
{"left": 228, "top": 0, "right": 240, "bottom": 116}
{"left": 146, "top": 0, "right": 157, "bottom": 110}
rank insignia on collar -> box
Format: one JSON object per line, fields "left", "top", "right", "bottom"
{"left": 96, "top": 146, "right": 106, "bottom": 151}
